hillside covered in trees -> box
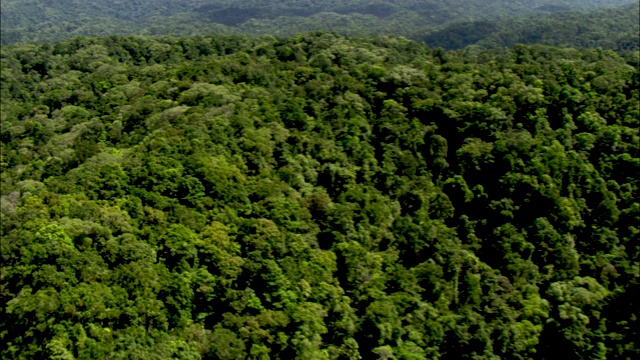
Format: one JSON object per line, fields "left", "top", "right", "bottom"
{"left": 1, "top": 33, "right": 638, "bottom": 359}
{"left": 1, "top": 0, "right": 638, "bottom": 48}
{"left": 423, "top": 2, "right": 640, "bottom": 52}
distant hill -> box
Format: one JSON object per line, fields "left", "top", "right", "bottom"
{"left": 1, "top": 0, "right": 637, "bottom": 45}
{"left": 423, "top": 2, "right": 640, "bottom": 52}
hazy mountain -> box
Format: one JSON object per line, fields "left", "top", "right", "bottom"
{"left": 2, "top": 0, "right": 637, "bottom": 44}
{"left": 423, "top": 2, "right": 639, "bottom": 52}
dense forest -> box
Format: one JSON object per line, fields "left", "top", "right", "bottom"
{"left": 1, "top": 33, "right": 638, "bottom": 359}
{"left": 2, "top": 0, "right": 638, "bottom": 49}
{"left": 423, "top": 2, "right": 640, "bottom": 52}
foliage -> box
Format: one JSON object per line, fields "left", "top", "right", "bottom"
{"left": 1, "top": 33, "right": 638, "bottom": 359}
{"left": 1, "top": 0, "right": 638, "bottom": 50}
{"left": 423, "top": 2, "right": 640, "bottom": 53}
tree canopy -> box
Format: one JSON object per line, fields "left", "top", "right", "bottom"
{"left": 423, "top": 2, "right": 639, "bottom": 53}
{"left": 2, "top": 0, "right": 638, "bottom": 50}
{"left": 1, "top": 33, "right": 638, "bottom": 359}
